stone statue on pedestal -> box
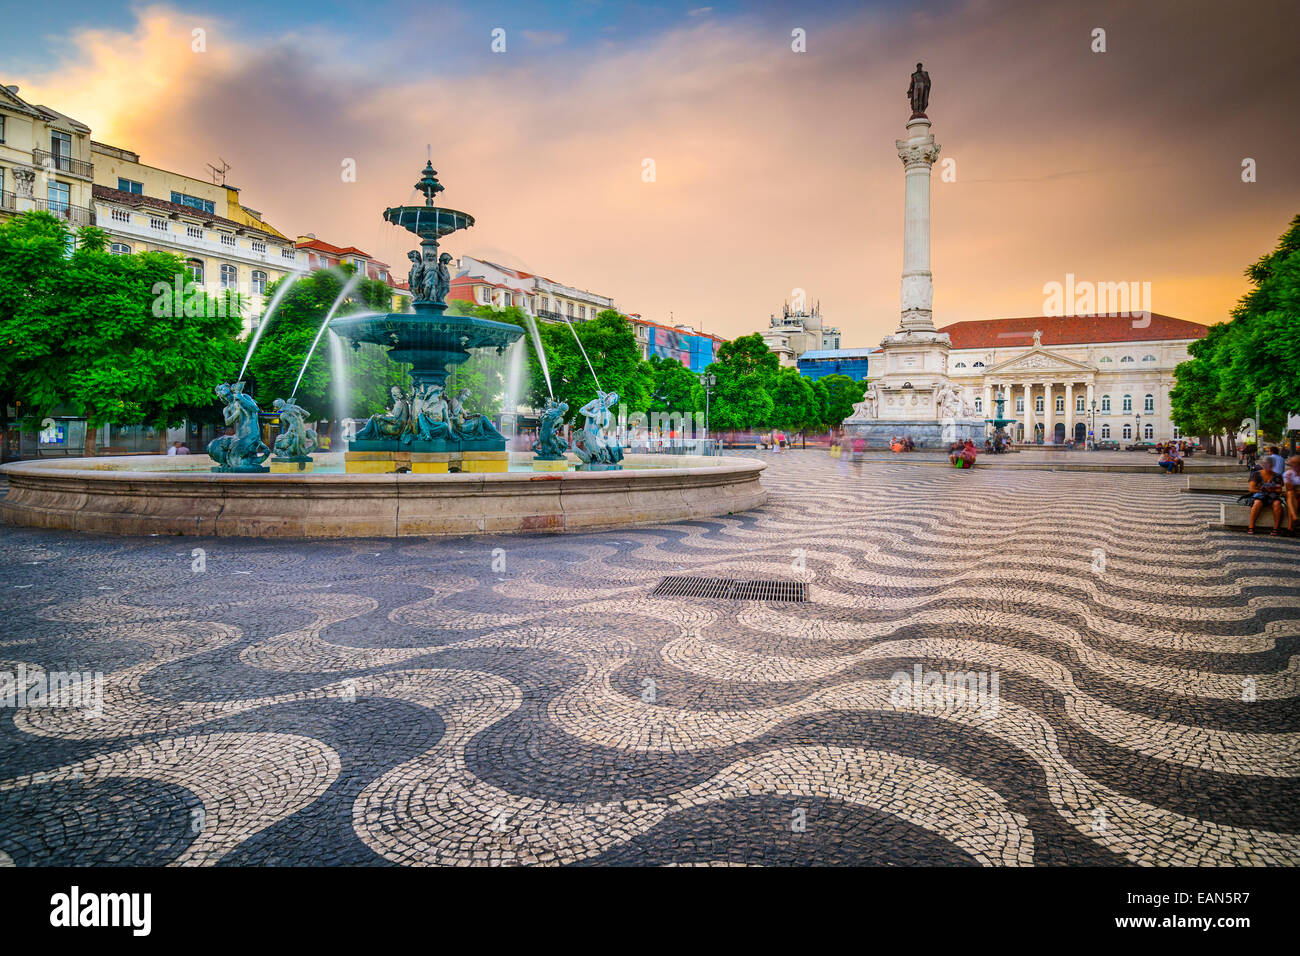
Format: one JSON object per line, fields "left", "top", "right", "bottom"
{"left": 208, "top": 382, "right": 271, "bottom": 471}
{"left": 406, "top": 383, "right": 455, "bottom": 443}
{"left": 449, "top": 387, "right": 504, "bottom": 442}
{"left": 850, "top": 382, "right": 879, "bottom": 420}
{"left": 356, "top": 386, "right": 411, "bottom": 440}
{"left": 271, "top": 398, "right": 318, "bottom": 459}
{"left": 908, "top": 63, "right": 930, "bottom": 116}
{"left": 571, "top": 391, "right": 623, "bottom": 467}
{"left": 532, "top": 399, "right": 570, "bottom": 460}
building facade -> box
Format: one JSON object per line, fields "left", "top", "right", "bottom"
{"left": 626, "top": 317, "right": 725, "bottom": 374}
{"left": 0, "top": 84, "right": 94, "bottom": 229}
{"left": 91, "top": 142, "right": 306, "bottom": 331}
{"left": 760, "top": 302, "right": 840, "bottom": 367}
{"left": 862, "top": 314, "right": 1208, "bottom": 443}
{"left": 295, "top": 236, "right": 408, "bottom": 310}
{"left": 447, "top": 255, "right": 615, "bottom": 322}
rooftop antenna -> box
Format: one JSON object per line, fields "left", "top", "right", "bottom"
{"left": 207, "top": 157, "right": 232, "bottom": 186}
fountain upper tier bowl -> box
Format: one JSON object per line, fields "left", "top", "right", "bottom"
{"left": 383, "top": 204, "right": 474, "bottom": 239}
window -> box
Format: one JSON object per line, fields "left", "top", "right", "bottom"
{"left": 1144, "top": 423, "right": 1154, "bottom": 440}
{"left": 1099, "top": 356, "right": 1113, "bottom": 363}
{"left": 110, "top": 208, "right": 131, "bottom": 223}
{"left": 50, "top": 130, "right": 72, "bottom": 169}
{"left": 1076, "top": 396, "right": 1085, "bottom": 412}
{"left": 1101, "top": 395, "right": 1111, "bottom": 412}
{"left": 1144, "top": 394, "right": 1154, "bottom": 413}
{"left": 1101, "top": 424, "right": 1111, "bottom": 438}
{"left": 974, "top": 397, "right": 983, "bottom": 413}
{"left": 1120, "top": 355, "right": 1135, "bottom": 363}
{"left": 1172, "top": 425, "right": 1181, "bottom": 439}
{"left": 1015, "top": 397, "right": 1025, "bottom": 412}
{"left": 171, "top": 191, "right": 216, "bottom": 215}
{"left": 220, "top": 233, "right": 235, "bottom": 247}
{"left": 567, "top": 302, "right": 574, "bottom": 318}
{"left": 1122, "top": 394, "right": 1133, "bottom": 412}
{"left": 1034, "top": 397, "right": 1044, "bottom": 413}
{"left": 1055, "top": 396, "right": 1065, "bottom": 413}
{"left": 47, "top": 181, "right": 70, "bottom": 212}
{"left": 186, "top": 225, "right": 203, "bottom": 240}
{"left": 954, "top": 362, "right": 966, "bottom": 368}
{"left": 1142, "top": 354, "right": 1157, "bottom": 362}
{"left": 117, "top": 178, "right": 143, "bottom": 194}
{"left": 149, "top": 216, "right": 168, "bottom": 231}
{"left": 251, "top": 270, "right": 267, "bottom": 295}
{"left": 0, "top": 115, "right": 5, "bottom": 143}
{"left": 476, "top": 286, "right": 488, "bottom": 305}
{"left": 220, "top": 264, "right": 237, "bottom": 290}
{"left": 1122, "top": 424, "right": 1132, "bottom": 439}
{"left": 109, "top": 242, "right": 131, "bottom": 255}
{"left": 187, "top": 259, "right": 204, "bottom": 282}
{"left": 973, "top": 361, "right": 985, "bottom": 367}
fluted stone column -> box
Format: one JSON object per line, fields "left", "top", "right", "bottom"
{"left": 1065, "top": 383, "right": 1074, "bottom": 439}
{"left": 896, "top": 118, "right": 941, "bottom": 332}
{"left": 1044, "top": 383, "right": 1053, "bottom": 444}
{"left": 1023, "top": 383, "right": 1032, "bottom": 442}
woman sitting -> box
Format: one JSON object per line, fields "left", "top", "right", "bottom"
{"left": 1158, "top": 448, "right": 1177, "bottom": 473}
{"left": 1247, "top": 463, "right": 1285, "bottom": 535}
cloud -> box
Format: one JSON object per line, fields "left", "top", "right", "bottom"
{"left": 14, "top": 0, "right": 1299, "bottom": 345}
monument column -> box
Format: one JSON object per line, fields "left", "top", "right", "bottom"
{"left": 896, "top": 106, "right": 941, "bottom": 332}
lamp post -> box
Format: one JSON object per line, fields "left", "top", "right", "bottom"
{"left": 703, "top": 371, "right": 716, "bottom": 444}
{"left": 1136, "top": 411, "right": 1142, "bottom": 446}
{"left": 1089, "top": 400, "right": 1097, "bottom": 449}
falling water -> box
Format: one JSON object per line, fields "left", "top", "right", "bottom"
{"left": 522, "top": 313, "right": 553, "bottom": 398}
{"left": 290, "top": 273, "right": 365, "bottom": 400}
{"left": 328, "top": 330, "right": 350, "bottom": 440}
{"left": 563, "top": 317, "right": 601, "bottom": 392}
{"left": 501, "top": 338, "right": 527, "bottom": 438}
{"left": 238, "top": 271, "right": 303, "bottom": 380}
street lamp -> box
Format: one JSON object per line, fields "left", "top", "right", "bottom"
{"left": 1089, "top": 400, "right": 1097, "bottom": 449}
{"left": 1136, "top": 411, "right": 1142, "bottom": 445}
{"left": 702, "top": 372, "right": 717, "bottom": 443}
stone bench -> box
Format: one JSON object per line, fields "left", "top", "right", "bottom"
{"left": 1217, "top": 502, "right": 1285, "bottom": 531}
{"left": 1185, "top": 475, "right": 1248, "bottom": 494}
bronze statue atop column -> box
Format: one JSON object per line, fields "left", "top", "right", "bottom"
{"left": 908, "top": 62, "right": 930, "bottom": 116}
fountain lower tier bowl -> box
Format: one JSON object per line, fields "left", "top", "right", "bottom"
{"left": 329, "top": 307, "right": 523, "bottom": 387}
{"left": 0, "top": 453, "right": 768, "bottom": 538}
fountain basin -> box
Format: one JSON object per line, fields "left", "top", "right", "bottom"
{"left": 0, "top": 453, "right": 767, "bottom": 538}
{"left": 329, "top": 309, "right": 523, "bottom": 389}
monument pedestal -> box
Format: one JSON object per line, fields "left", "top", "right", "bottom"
{"left": 270, "top": 456, "right": 314, "bottom": 473}
{"left": 532, "top": 458, "right": 569, "bottom": 472}
{"left": 844, "top": 418, "right": 984, "bottom": 450}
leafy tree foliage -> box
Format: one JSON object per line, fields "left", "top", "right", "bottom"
{"left": 0, "top": 212, "right": 241, "bottom": 453}
{"left": 1171, "top": 215, "right": 1300, "bottom": 449}
{"left": 706, "top": 333, "right": 778, "bottom": 431}
{"left": 246, "top": 269, "right": 406, "bottom": 433}
{"left": 648, "top": 354, "right": 701, "bottom": 418}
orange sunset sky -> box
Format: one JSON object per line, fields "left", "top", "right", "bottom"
{"left": 7, "top": 0, "right": 1298, "bottom": 344}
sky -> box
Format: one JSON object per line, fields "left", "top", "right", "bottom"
{"left": 4, "top": 0, "right": 1297, "bottom": 345}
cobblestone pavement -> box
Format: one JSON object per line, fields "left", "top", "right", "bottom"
{"left": 0, "top": 451, "right": 1296, "bottom": 866}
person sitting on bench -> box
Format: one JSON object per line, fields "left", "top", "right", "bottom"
{"left": 1247, "top": 463, "right": 1285, "bottom": 535}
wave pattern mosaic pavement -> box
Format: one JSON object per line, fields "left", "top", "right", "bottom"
{"left": 0, "top": 452, "right": 1297, "bottom": 866}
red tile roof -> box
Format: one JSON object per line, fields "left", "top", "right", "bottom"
{"left": 937, "top": 314, "right": 1209, "bottom": 350}
{"left": 295, "top": 238, "right": 373, "bottom": 258}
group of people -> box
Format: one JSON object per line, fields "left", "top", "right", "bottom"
{"left": 889, "top": 436, "right": 916, "bottom": 453}
{"left": 948, "top": 439, "right": 978, "bottom": 469}
{"left": 1157, "top": 443, "right": 1186, "bottom": 474}
{"left": 1246, "top": 445, "right": 1299, "bottom": 536}
{"left": 983, "top": 434, "right": 1010, "bottom": 454}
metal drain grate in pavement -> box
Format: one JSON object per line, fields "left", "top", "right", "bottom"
{"left": 651, "top": 576, "right": 807, "bottom": 602}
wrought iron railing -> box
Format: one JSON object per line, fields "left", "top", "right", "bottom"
{"left": 32, "top": 149, "right": 94, "bottom": 178}
{"left": 32, "top": 199, "right": 93, "bottom": 227}
{"left": 0, "top": 190, "right": 15, "bottom": 212}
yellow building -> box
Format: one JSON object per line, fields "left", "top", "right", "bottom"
{"left": 0, "top": 83, "right": 94, "bottom": 229}
{"left": 90, "top": 142, "right": 306, "bottom": 331}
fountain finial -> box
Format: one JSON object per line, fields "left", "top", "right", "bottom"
{"left": 415, "top": 161, "right": 444, "bottom": 206}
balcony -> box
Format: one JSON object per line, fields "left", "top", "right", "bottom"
{"left": 0, "top": 190, "right": 15, "bottom": 213}
{"left": 32, "top": 148, "right": 94, "bottom": 179}
{"left": 33, "top": 199, "right": 93, "bottom": 227}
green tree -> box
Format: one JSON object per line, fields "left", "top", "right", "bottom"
{"left": 768, "top": 366, "right": 818, "bottom": 436}
{"left": 819, "top": 373, "right": 869, "bottom": 430}
{"left": 1171, "top": 215, "right": 1300, "bottom": 450}
{"left": 246, "top": 268, "right": 404, "bottom": 436}
{"left": 648, "top": 354, "right": 701, "bottom": 420}
{"left": 707, "top": 333, "right": 778, "bottom": 431}
{"left": 0, "top": 212, "right": 242, "bottom": 454}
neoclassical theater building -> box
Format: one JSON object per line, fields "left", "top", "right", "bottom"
{"left": 861, "top": 313, "right": 1210, "bottom": 444}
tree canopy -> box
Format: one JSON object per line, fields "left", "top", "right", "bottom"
{"left": 1171, "top": 214, "right": 1300, "bottom": 447}
{"left": 0, "top": 211, "right": 242, "bottom": 453}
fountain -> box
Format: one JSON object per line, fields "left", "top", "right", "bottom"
{"left": 984, "top": 391, "right": 1018, "bottom": 450}
{"left": 0, "top": 159, "right": 768, "bottom": 537}
{"left": 329, "top": 162, "right": 523, "bottom": 475}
